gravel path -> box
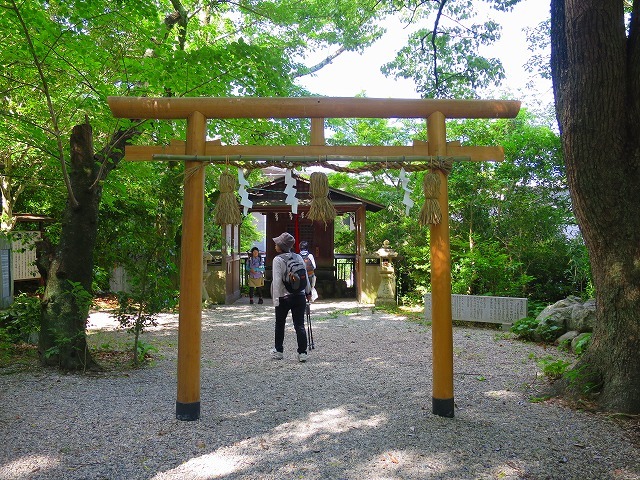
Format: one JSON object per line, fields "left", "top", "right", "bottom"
{"left": 0, "top": 300, "right": 638, "bottom": 480}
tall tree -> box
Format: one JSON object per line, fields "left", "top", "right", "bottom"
{"left": 2, "top": 0, "right": 385, "bottom": 369}
{"left": 550, "top": 0, "right": 640, "bottom": 413}
{"left": 381, "top": 0, "right": 516, "bottom": 98}
{"left": 379, "top": 0, "right": 637, "bottom": 414}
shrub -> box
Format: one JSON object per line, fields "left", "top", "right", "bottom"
{"left": 536, "top": 321, "right": 564, "bottom": 343}
{"left": 573, "top": 333, "right": 591, "bottom": 356}
{"left": 511, "top": 316, "right": 538, "bottom": 341}
{"left": 537, "top": 356, "right": 571, "bottom": 379}
{"left": 0, "top": 293, "right": 41, "bottom": 344}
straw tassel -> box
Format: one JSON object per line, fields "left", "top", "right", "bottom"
{"left": 419, "top": 170, "right": 442, "bottom": 225}
{"left": 307, "top": 171, "right": 336, "bottom": 224}
{"left": 214, "top": 171, "right": 242, "bottom": 225}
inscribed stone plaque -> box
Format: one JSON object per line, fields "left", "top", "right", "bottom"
{"left": 424, "top": 294, "right": 527, "bottom": 324}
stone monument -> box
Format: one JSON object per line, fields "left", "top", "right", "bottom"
{"left": 375, "top": 240, "right": 398, "bottom": 306}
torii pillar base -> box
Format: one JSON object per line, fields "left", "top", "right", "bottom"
{"left": 176, "top": 401, "right": 201, "bottom": 421}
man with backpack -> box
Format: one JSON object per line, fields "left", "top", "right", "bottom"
{"left": 270, "top": 232, "right": 310, "bottom": 362}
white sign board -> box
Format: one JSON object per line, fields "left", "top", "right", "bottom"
{"left": 424, "top": 294, "right": 527, "bottom": 325}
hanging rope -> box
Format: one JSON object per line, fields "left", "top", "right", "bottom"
{"left": 419, "top": 171, "right": 441, "bottom": 225}
{"left": 419, "top": 159, "right": 454, "bottom": 226}
{"left": 169, "top": 156, "right": 462, "bottom": 174}
{"left": 199, "top": 156, "right": 456, "bottom": 225}
{"left": 214, "top": 170, "right": 242, "bottom": 225}
{"left": 307, "top": 171, "right": 336, "bottom": 224}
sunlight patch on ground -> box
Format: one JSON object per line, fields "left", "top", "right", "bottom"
{"left": 356, "top": 450, "right": 456, "bottom": 477}
{"left": 484, "top": 390, "right": 521, "bottom": 400}
{"left": 86, "top": 311, "right": 179, "bottom": 332}
{"left": 487, "top": 460, "right": 526, "bottom": 478}
{"left": 151, "top": 408, "right": 386, "bottom": 479}
{"left": 0, "top": 454, "right": 60, "bottom": 479}
{"left": 274, "top": 407, "right": 386, "bottom": 443}
{"left": 151, "top": 452, "right": 249, "bottom": 480}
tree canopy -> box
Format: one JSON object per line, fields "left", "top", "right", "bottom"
{"left": 2, "top": 0, "right": 637, "bottom": 414}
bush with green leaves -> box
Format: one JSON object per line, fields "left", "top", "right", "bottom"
{"left": 564, "top": 364, "right": 600, "bottom": 394}
{"left": 573, "top": 333, "right": 591, "bottom": 356}
{"left": 511, "top": 316, "right": 538, "bottom": 341}
{"left": 113, "top": 283, "right": 177, "bottom": 366}
{"left": 537, "top": 356, "right": 571, "bottom": 379}
{"left": 535, "top": 320, "right": 565, "bottom": 343}
{"left": 0, "top": 293, "right": 40, "bottom": 344}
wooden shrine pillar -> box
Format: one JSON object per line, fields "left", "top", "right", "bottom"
{"left": 176, "top": 111, "right": 206, "bottom": 421}
{"left": 355, "top": 204, "right": 366, "bottom": 302}
{"left": 427, "top": 111, "right": 454, "bottom": 418}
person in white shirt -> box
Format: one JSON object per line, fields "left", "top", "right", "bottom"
{"left": 270, "top": 232, "right": 309, "bottom": 362}
{"left": 298, "top": 241, "right": 316, "bottom": 288}
{"left": 299, "top": 240, "right": 318, "bottom": 302}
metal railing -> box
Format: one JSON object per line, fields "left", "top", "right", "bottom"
{"left": 334, "top": 254, "right": 355, "bottom": 287}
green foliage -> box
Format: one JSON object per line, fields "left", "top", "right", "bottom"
{"left": 528, "top": 395, "right": 553, "bottom": 403}
{"left": 0, "top": 293, "right": 41, "bottom": 344}
{"left": 93, "top": 266, "right": 112, "bottom": 294}
{"left": 67, "top": 281, "right": 93, "bottom": 314}
{"left": 537, "top": 356, "right": 571, "bottom": 379}
{"left": 134, "top": 340, "right": 159, "bottom": 364}
{"left": 113, "top": 289, "right": 173, "bottom": 366}
{"left": 566, "top": 236, "right": 594, "bottom": 299}
{"left": 381, "top": 0, "right": 513, "bottom": 98}
{"left": 510, "top": 316, "right": 538, "bottom": 341}
{"left": 527, "top": 300, "right": 548, "bottom": 319}
{"left": 573, "top": 333, "right": 591, "bottom": 356}
{"left": 564, "top": 364, "right": 600, "bottom": 395}
{"left": 43, "top": 329, "right": 86, "bottom": 361}
{"left": 327, "top": 110, "right": 586, "bottom": 307}
{"left": 105, "top": 171, "right": 180, "bottom": 365}
{"left": 535, "top": 321, "right": 564, "bottom": 343}
{"left": 451, "top": 238, "right": 533, "bottom": 296}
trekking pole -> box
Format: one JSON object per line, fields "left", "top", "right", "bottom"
{"left": 306, "top": 300, "right": 315, "bottom": 351}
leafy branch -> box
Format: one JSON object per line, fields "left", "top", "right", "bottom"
{"left": 9, "top": 0, "right": 78, "bottom": 208}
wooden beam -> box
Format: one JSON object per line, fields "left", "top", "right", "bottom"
{"left": 124, "top": 143, "right": 503, "bottom": 162}
{"left": 310, "top": 118, "right": 325, "bottom": 145}
{"left": 108, "top": 96, "right": 521, "bottom": 120}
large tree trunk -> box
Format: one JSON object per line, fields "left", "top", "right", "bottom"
{"left": 550, "top": 0, "right": 640, "bottom": 413}
{"left": 38, "top": 121, "right": 135, "bottom": 370}
{"left": 39, "top": 122, "right": 100, "bottom": 369}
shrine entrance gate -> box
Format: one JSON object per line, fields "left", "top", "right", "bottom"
{"left": 107, "top": 96, "right": 520, "bottom": 421}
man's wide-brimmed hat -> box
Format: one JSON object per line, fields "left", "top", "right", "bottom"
{"left": 273, "top": 232, "right": 295, "bottom": 252}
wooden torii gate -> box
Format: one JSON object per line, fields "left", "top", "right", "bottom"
{"left": 107, "top": 96, "right": 520, "bottom": 421}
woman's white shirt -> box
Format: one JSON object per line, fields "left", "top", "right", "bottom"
{"left": 271, "top": 255, "right": 288, "bottom": 306}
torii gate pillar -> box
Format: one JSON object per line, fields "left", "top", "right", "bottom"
{"left": 428, "top": 112, "right": 454, "bottom": 417}
{"left": 175, "top": 111, "right": 206, "bottom": 421}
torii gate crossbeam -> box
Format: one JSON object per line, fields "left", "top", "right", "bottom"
{"left": 107, "top": 96, "right": 520, "bottom": 421}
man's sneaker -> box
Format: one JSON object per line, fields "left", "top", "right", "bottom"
{"left": 258, "top": 298, "right": 263, "bottom": 304}
{"left": 249, "top": 298, "right": 254, "bottom": 304}
{"left": 270, "top": 348, "right": 283, "bottom": 360}
{"left": 297, "top": 352, "right": 308, "bottom": 363}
